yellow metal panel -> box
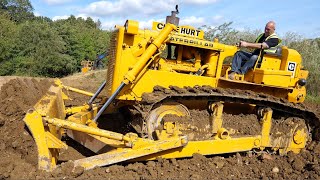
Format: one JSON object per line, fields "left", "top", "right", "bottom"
{"left": 298, "top": 70, "right": 309, "bottom": 79}
{"left": 124, "top": 20, "right": 139, "bottom": 35}
{"left": 168, "top": 35, "right": 223, "bottom": 50}
{"left": 107, "top": 27, "right": 125, "bottom": 97}
{"left": 260, "top": 56, "right": 281, "bottom": 70}
{"left": 254, "top": 69, "right": 292, "bottom": 87}
{"left": 33, "top": 83, "right": 66, "bottom": 139}
{"left": 152, "top": 21, "right": 204, "bottom": 39}
{"left": 288, "top": 86, "right": 306, "bottom": 103}
{"left": 204, "top": 51, "right": 219, "bottom": 76}
{"left": 45, "top": 132, "right": 68, "bottom": 149}
{"left": 24, "top": 111, "right": 57, "bottom": 171}
{"left": 110, "top": 48, "right": 139, "bottom": 92}
{"left": 260, "top": 109, "right": 272, "bottom": 147}
{"left": 106, "top": 31, "right": 118, "bottom": 97}
{"left": 208, "top": 102, "right": 223, "bottom": 133}
{"left": 34, "top": 84, "right": 66, "bottom": 119}
{"left": 280, "top": 47, "right": 302, "bottom": 71}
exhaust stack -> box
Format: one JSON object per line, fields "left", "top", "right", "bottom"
{"left": 166, "top": 5, "right": 179, "bottom": 26}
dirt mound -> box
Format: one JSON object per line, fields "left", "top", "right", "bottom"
{"left": 0, "top": 78, "right": 53, "bottom": 179}
{"left": 61, "top": 70, "right": 107, "bottom": 106}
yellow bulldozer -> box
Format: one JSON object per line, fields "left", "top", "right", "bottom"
{"left": 24, "top": 8, "right": 319, "bottom": 171}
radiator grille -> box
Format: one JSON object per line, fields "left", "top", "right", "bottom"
{"left": 106, "top": 30, "right": 118, "bottom": 97}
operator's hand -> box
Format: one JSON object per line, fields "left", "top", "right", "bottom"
{"left": 240, "top": 41, "right": 248, "bottom": 48}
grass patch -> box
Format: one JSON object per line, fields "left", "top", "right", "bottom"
{"left": 306, "top": 95, "right": 320, "bottom": 104}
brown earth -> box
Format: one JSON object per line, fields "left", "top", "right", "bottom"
{"left": 1, "top": 70, "right": 320, "bottom": 179}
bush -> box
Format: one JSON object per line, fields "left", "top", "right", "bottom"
{"left": 0, "top": 14, "right": 111, "bottom": 77}
{"left": 283, "top": 32, "right": 320, "bottom": 96}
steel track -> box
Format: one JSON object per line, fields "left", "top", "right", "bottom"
{"left": 139, "top": 85, "right": 320, "bottom": 139}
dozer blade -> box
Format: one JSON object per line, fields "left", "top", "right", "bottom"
{"left": 24, "top": 110, "right": 68, "bottom": 171}
{"left": 73, "top": 136, "right": 188, "bottom": 170}
{"left": 24, "top": 81, "right": 68, "bottom": 171}
{"left": 23, "top": 80, "right": 188, "bottom": 171}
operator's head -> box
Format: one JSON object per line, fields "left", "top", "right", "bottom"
{"left": 264, "top": 21, "right": 276, "bottom": 37}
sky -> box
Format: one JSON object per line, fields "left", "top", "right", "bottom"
{"left": 30, "top": 0, "right": 320, "bottom": 38}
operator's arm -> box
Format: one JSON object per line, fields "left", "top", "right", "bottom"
{"left": 240, "top": 41, "right": 269, "bottom": 49}
{"left": 240, "top": 38, "right": 279, "bottom": 50}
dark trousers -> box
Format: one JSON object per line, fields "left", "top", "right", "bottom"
{"left": 231, "top": 51, "right": 258, "bottom": 74}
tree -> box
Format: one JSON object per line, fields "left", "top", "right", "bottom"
{"left": 96, "top": 19, "right": 102, "bottom": 29}
{"left": 315, "top": 38, "right": 320, "bottom": 48}
{"left": 33, "top": 15, "right": 52, "bottom": 23}
{"left": 0, "top": 13, "right": 17, "bottom": 63}
{"left": 53, "top": 16, "right": 111, "bottom": 70}
{"left": 85, "top": 17, "right": 96, "bottom": 29}
{"left": 201, "top": 22, "right": 239, "bottom": 45}
{"left": 12, "top": 21, "right": 77, "bottom": 77}
{"left": 0, "top": 0, "right": 34, "bottom": 23}
{"left": 201, "top": 22, "right": 262, "bottom": 46}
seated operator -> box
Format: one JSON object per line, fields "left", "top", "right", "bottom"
{"left": 228, "top": 21, "right": 281, "bottom": 80}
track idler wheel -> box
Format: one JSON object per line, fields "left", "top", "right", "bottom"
{"left": 271, "top": 117, "right": 309, "bottom": 155}
{"left": 145, "top": 102, "right": 190, "bottom": 139}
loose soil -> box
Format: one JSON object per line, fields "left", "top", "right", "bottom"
{"left": 1, "top": 70, "right": 320, "bottom": 179}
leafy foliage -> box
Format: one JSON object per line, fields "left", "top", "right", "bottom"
{"left": 0, "top": 5, "right": 111, "bottom": 77}
{"left": 201, "top": 22, "right": 261, "bottom": 45}
{"left": 12, "top": 21, "right": 76, "bottom": 77}
{"left": 0, "top": 0, "right": 34, "bottom": 23}
{"left": 52, "top": 16, "right": 111, "bottom": 71}
{"left": 0, "top": 13, "right": 17, "bottom": 63}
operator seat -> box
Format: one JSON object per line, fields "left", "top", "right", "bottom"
{"left": 255, "top": 46, "right": 283, "bottom": 69}
{"left": 264, "top": 46, "right": 283, "bottom": 57}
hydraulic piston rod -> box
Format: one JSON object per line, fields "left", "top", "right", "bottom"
{"left": 44, "top": 117, "right": 132, "bottom": 143}
{"left": 88, "top": 80, "right": 107, "bottom": 105}
{"left": 93, "top": 82, "right": 126, "bottom": 122}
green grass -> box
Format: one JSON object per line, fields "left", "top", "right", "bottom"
{"left": 306, "top": 95, "right": 320, "bottom": 104}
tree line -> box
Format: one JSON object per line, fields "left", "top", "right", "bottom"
{"left": 0, "top": 0, "right": 111, "bottom": 77}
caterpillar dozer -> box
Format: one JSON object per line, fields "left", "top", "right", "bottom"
{"left": 24, "top": 8, "right": 319, "bottom": 171}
